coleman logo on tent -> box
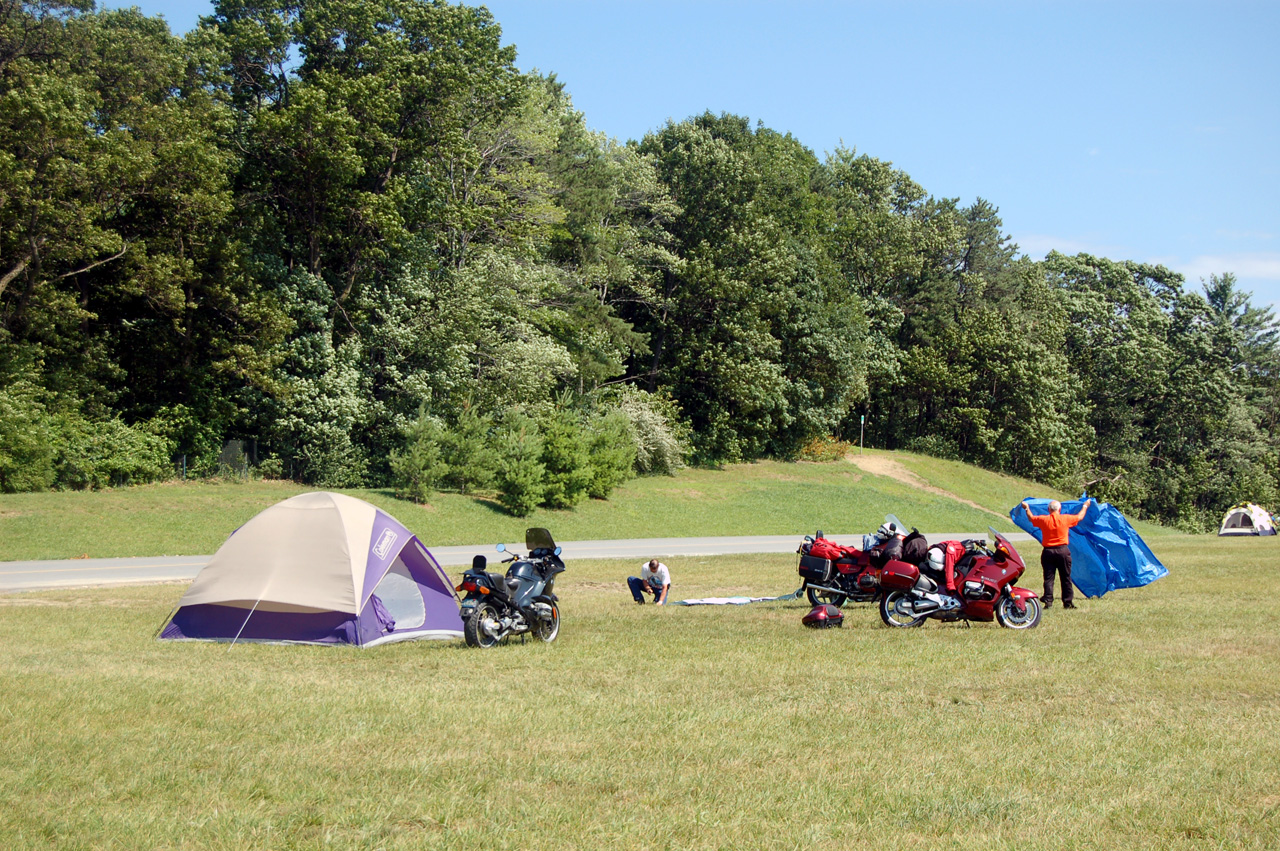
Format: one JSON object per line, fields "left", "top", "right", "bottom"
{"left": 373, "top": 529, "right": 399, "bottom": 559}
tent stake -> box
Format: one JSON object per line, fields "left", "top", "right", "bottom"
{"left": 228, "top": 599, "right": 263, "bottom": 651}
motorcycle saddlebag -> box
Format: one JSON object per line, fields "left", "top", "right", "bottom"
{"left": 798, "top": 554, "right": 832, "bottom": 582}
{"left": 802, "top": 603, "right": 844, "bottom": 629}
{"left": 879, "top": 559, "right": 921, "bottom": 591}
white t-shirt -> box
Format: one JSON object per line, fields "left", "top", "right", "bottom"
{"left": 641, "top": 562, "right": 670, "bottom": 588}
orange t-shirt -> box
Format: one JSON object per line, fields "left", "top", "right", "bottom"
{"left": 1028, "top": 512, "right": 1081, "bottom": 548}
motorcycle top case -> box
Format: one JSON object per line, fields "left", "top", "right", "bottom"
{"left": 802, "top": 603, "right": 844, "bottom": 629}
{"left": 798, "top": 554, "right": 833, "bottom": 582}
{"left": 879, "top": 559, "right": 921, "bottom": 591}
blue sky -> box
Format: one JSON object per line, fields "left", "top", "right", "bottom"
{"left": 110, "top": 1, "right": 1280, "bottom": 308}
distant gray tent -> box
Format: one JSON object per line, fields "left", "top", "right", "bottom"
{"left": 1218, "top": 503, "right": 1277, "bottom": 537}
{"left": 160, "top": 492, "right": 463, "bottom": 645}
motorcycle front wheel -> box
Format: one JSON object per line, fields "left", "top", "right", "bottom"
{"left": 879, "top": 590, "right": 926, "bottom": 628}
{"left": 995, "top": 595, "right": 1042, "bottom": 630}
{"left": 805, "top": 584, "right": 848, "bottom": 608}
{"left": 464, "top": 602, "right": 504, "bottom": 648}
{"left": 533, "top": 602, "right": 560, "bottom": 643}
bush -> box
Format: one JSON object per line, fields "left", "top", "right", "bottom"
{"left": 613, "top": 387, "right": 688, "bottom": 475}
{"left": 53, "top": 416, "right": 173, "bottom": 490}
{"left": 537, "top": 407, "right": 592, "bottom": 509}
{"left": 494, "top": 413, "right": 545, "bottom": 517}
{"left": 439, "top": 405, "right": 497, "bottom": 495}
{"left": 255, "top": 456, "right": 285, "bottom": 480}
{"left": 143, "top": 405, "right": 226, "bottom": 478}
{"left": 904, "top": 434, "right": 962, "bottom": 462}
{"left": 586, "top": 410, "right": 638, "bottom": 498}
{"left": 0, "top": 380, "right": 57, "bottom": 492}
{"left": 798, "top": 435, "right": 854, "bottom": 462}
{"left": 390, "top": 410, "right": 449, "bottom": 503}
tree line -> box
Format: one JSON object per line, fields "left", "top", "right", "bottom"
{"left": 2, "top": 0, "right": 1276, "bottom": 528}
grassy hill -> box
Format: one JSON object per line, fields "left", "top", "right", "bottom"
{"left": 0, "top": 449, "right": 1171, "bottom": 561}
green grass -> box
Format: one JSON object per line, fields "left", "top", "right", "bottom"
{"left": 0, "top": 451, "right": 1077, "bottom": 561}
{"left": 1, "top": 536, "right": 1278, "bottom": 849}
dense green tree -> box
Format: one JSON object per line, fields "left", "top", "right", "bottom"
{"left": 438, "top": 404, "right": 497, "bottom": 495}
{"left": 2, "top": 0, "right": 1274, "bottom": 530}
{"left": 537, "top": 404, "right": 592, "bottom": 508}
{"left": 1, "top": 3, "right": 286, "bottom": 470}
{"left": 633, "top": 114, "right": 866, "bottom": 462}
{"left": 389, "top": 406, "right": 447, "bottom": 503}
{"left": 584, "top": 408, "right": 637, "bottom": 499}
{"left": 493, "top": 410, "right": 545, "bottom": 516}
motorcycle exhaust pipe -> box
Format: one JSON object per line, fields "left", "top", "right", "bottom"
{"left": 805, "top": 583, "right": 849, "bottom": 596}
{"left": 907, "top": 597, "right": 940, "bottom": 615}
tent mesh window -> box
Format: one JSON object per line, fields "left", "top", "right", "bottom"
{"left": 374, "top": 559, "right": 427, "bottom": 630}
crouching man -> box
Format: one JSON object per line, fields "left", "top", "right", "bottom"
{"left": 628, "top": 559, "right": 671, "bottom": 605}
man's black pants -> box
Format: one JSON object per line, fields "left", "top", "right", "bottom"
{"left": 1041, "top": 544, "right": 1073, "bottom": 605}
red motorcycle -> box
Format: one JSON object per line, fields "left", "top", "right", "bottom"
{"left": 878, "top": 528, "right": 1041, "bottom": 629}
{"left": 796, "top": 518, "right": 906, "bottom": 607}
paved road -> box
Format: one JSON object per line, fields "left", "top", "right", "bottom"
{"left": 0, "top": 532, "right": 1033, "bottom": 593}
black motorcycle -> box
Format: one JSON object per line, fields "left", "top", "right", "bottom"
{"left": 456, "top": 527, "right": 565, "bottom": 648}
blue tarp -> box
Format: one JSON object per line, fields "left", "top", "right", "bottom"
{"left": 1009, "top": 496, "right": 1168, "bottom": 598}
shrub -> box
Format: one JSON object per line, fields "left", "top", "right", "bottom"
{"left": 586, "top": 409, "right": 638, "bottom": 498}
{"left": 905, "top": 434, "right": 962, "bottom": 462}
{"left": 255, "top": 456, "right": 285, "bottom": 480}
{"left": 53, "top": 416, "right": 173, "bottom": 490}
{"left": 439, "top": 404, "right": 497, "bottom": 495}
{"left": 494, "top": 413, "right": 545, "bottom": 517}
{"left": 537, "top": 407, "right": 592, "bottom": 509}
{"left": 0, "top": 380, "right": 57, "bottom": 492}
{"left": 390, "top": 410, "right": 449, "bottom": 503}
{"left": 613, "top": 387, "right": 688, "bottom": 475}
{"left": 798, "top": 435, "right": 854, "bottom": 462}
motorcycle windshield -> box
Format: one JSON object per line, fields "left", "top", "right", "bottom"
{"left": 988, "top": 527, "right": 1025, "bottom": 569}
{"left": 525, "top": 527, "right": 556, "bottom": 552}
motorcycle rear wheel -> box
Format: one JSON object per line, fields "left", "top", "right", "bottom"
{"left": 879, "top": 590, "right": 926, "bottom": 628}
{"left": 464, "top": 602, "right": 504, "bottom": 648}
{"left": 533, "top": 603, "right": 560, "bottom": 643}
{"left": 805, "top": 585, "right": 848, "bottom": 608}
{"left": 995, "top": 595, "right": 1042, "bottom": 630}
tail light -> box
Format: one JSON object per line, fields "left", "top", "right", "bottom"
{"left": 455, "top": 578, "right": 487, "bottom": 594}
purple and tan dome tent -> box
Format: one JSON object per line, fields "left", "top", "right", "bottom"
{"left": 160, "top": 492, "right": 463, "bottom": 646}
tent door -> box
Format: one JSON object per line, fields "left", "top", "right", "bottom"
{"left": 369, "top": 558, "right": 427, "bottom": 630}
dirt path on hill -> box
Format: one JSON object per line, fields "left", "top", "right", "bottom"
{"left": 845, "top": 454, "right": 1006, "bottom": 519}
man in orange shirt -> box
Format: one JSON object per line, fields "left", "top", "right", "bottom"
{"left": 1020, "top": 498, "right": 1093, "bottom": 609}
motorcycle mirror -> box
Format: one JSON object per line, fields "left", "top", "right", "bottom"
{"left": 496, "top": 543, "right": 506, "bottom": 553}
{"left": 554, "top": 546, "right": 562, "bottom": 556}
{"left": 815, "top": 530, "right": 824, "bottom": 539}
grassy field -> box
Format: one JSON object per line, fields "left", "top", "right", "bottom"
{"left": 0, "top": 450, "right": 1167, "bottom": 562}
{"left": 1, "top": 535, "right": 1277, "bottom": 850}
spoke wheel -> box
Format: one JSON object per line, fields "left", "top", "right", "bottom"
{"left": 995, "top": 595, "right": 1042, "bottom": 630}
{"left": 879, "top": 590, "right": 926, "bottom": 628}
{"left": 806, "top": 585, "right": 848, "bottom": 608}
{"left": 533, "top": 603, "right": 560, "bottom": 643}
{"left": 464, "top": 602, "right": 504, "bottom": 648}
